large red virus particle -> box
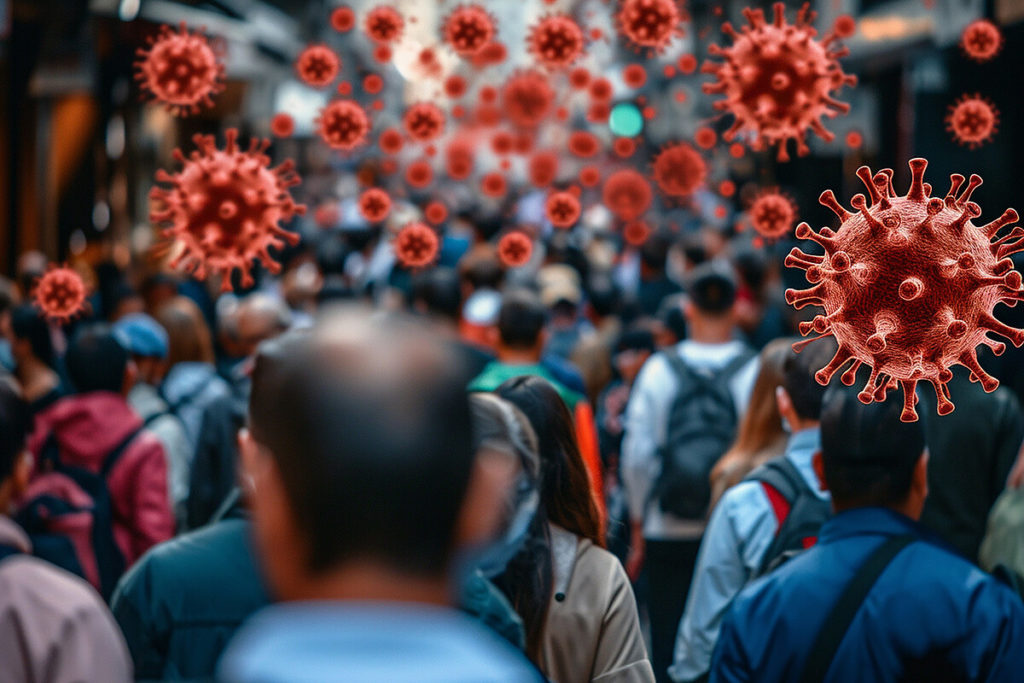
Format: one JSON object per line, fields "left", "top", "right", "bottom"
{"left": 498, "top": 231, "right": 534, "bottom": 268}
{"left": 446, "top": 140, "right": 474, "bottom": 180}
{"left": 528, "top": 14, "right": 586, "bottom": 69}
{"left": 134, "top": 22, "right": 225, "bottom": 116}
{"left": 317, "top": 99, "right": 370, "bottom": 151}
{"left": 529, "top": 150, "right": 559, "bottom": 187}
{"left": 393, "top": 222, "right": 439, "bottom": 269}
{"left": 603, "top": 169, "right": 653, "bottom": 221}
{"left": 960, "top": 19, "right": 1003, "bottom": 62}
{"left": 702, "top": 2, "right": 858, "bottom": 162}
{"left": 33, "top": 265, "right": 87, "bottom": 323}
{"left": 364, "top": 6, "right": 404, "bottom": 44}
{"left": 358, "top": 187, "right": 392, "bottom": 223}
{"left": 443, "top": 5, "right": 495, "bottom": 57}
{"left": 502, "top": 71, "right": 555, "bottom": 127}
{"left": 651, "top": 142, "right": 706, "bottom": 198}
{"left": 547, "top": 191, "right": 582, "bottom": 228}
{"left": 615, "top": 0, "right": 685, "bottom": 54}
{"left": 945, "top": 94, "right": 999, "bottom": 150}
{"left": 150, "top": 129, "right": 306, "bottom": 291}
{"left": 750, "top": 189, "right": 797, "bottom": 240}
{"left": 403, "top": 102, "right": 446, "bottom": 142}
{"left": 295, "top": 44, "right": 340, "bottom": 88}
{"left": 784, "top": 158, "right": 1024, "bottom": 422}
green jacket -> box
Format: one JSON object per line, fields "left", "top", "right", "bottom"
{"left": 468, "top": 362, "right": 584, "bottom": 409}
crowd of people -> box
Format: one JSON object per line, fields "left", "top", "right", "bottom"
{"left": 3, "top": 209, "right": 1024, "bottom": 683}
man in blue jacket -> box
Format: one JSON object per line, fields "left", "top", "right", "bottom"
{"left": 711, "top": 385, "right": 1024, "bottom": 683}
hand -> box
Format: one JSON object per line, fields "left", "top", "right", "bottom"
{"left": 625, "top": 522, "right": 645, "bottom": 581}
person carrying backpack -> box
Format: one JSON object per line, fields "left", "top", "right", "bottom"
{"left": 667, "top": 338, "right": 836, "bottom": 683}
{"left": 17, "top": 324, "right": 174, "bottom": 599}
{"left": 622, "top": 265, "right": 759, "bottom": 683}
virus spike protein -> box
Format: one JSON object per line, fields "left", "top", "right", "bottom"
{"left": 150, "top": 129, "right": 306, "bottom": 292}
{"left": 134, "top": 22, "right": 225, "bottom": 116}
{"left": 443, "top": 5, "right": 495, "bottom": 57}
{"left": 702, "top": 2, "right": 858, "bottom": 162}
{"left": 784, "top": 158, "right": 1024, "bottom": 422}
{"left": 33, "top": 265, "right": 88, "bottom": 323}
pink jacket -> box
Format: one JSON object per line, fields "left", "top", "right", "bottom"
{"left": 29, "top": 391, "right": 175, "bottom": 566}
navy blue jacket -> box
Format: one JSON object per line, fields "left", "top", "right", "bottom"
{"left": 711, "top": 507, "right": 1024, "bottom": 683}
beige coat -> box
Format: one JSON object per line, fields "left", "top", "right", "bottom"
{"left": 540, "top": 525, "right": 655, "bottom": 683}
{"left": 0, "top": 516, "right": 132, "bottom": 683}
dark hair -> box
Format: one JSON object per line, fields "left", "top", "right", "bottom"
{"left": 248, "top": 310, "right": 475, "bottom": 577}
{"left": 0, "top": 382, "right": 28, "bottom": 481}
{"left": 412, "top": 268, "right": 462, "bottom": 323}
{"left": 66, "top": 323, "right": 129, "bottom": 394}
{"left": 688, "top": 263, "right": 737, "bottom": 314}
{"left": 640, "top": 230, "right": 673, "bottom": 271}
{"left": 459, "top": 247, "right": 505, "bottom": 291}
{"left": 656, "top": 294, "right": 688, "bottom": 341}
{"left": 614, "top": 324, "right": 656, "bottom": 355}
{"left": 11, "top": 305, "right": 55, "bottom": 367}
{"left": 783, "top": 337, "right": 838, "bottom": 420}
{"left": 497, "top": 291, "right": 547, "bottom": 349}
{"left": 586, "top": 275, "right": 620, "bottom": 318}
{"left": 820, "top": 385, "right": 926, "bottom": 508}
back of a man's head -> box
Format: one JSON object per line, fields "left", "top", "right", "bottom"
{"left": 820, "top": 386, "right": 926, "bottom": 510}
{"left": 782, "top": 338, "right": 839, "bottom": 422}
{"left": 687, "top": 263, "right": 737, "bottom": 317}
{"left": 497, "top": 290, "right": 547, "bottom": 350}
{"left": 247, "top": 307, "right": 475, "bottom": 583}
{"left": 412, "top": 268, "right": 462, "bottom": 323}
{"left": 11, "top": 305, "right": 55, "bottom": 367}
{"left": 66, "top": 323, "right": 129, "bottom": 394}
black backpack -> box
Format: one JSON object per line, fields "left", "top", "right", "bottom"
{"left": 15, "top": 427, "right": 142, "bottom": 600}
{"left": 746, "top": 455, "right": 832, "bottom": 577}
{"left": 654, "top": 349, "right": 755, "bottom": 520}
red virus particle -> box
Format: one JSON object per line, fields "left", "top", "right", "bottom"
{"left": 569, "top": 131, "right": 601, "bottom": 158}
{"left": 677, "top": 53, "right": 697, "bottom": 74}
{"left": 589, "top": 77, "right": 613, "bottom": 101}
{"left": 547, "top": 191, "right": 582, "bottom": 228}
{"left": 363, "top": 74, "right": 384, "bottom": 94}
{"left": 150, "top": 129, "right": 305, "bottom": 291}
{"left": 425, "top": 201, "right": 448, "bottom": 224}
{"left": 481, "top": 172, "right": 508, "bottom": 198}
{"left": 444, "top": 75, "right": 467, "bottom": 98}
{"left": 403, "top": 102, "right": 446, "bottom": 142}
{"left": 719, "top": 180, "right": 736, "bottom": 197}
{"left": 270, "top": 113, "right": 294, "bottom": 138}
{"left": 373, "top": 44, "right": 393, "bottom": 63}
{"left": 569, "top": 67, "right": 591, "bottom": 89}
{"left": 846, "top": 130, "right": 863, "bottom": 148}
{"left": 134, "top": 22, "right": 225, "bottom": 117}
{"left": 588, "top": 102, "right": 611, "bottom": 123}
{"left": 446, "top": 140, "right": 474, "bottom": 180}
{"left": 415, "top": 47, "right": 443, "bottom": 79}
{"left": 295, "top": 44, "right": 340, "bottom": 88}
{"left": 514, "top": 133, "right": 534, "bottom": 154}
{"left": 501, "top": 71, "right": 555, "bottom": 127}
{"left": 528, "top": 151, "right": 559, "bottom": 187}
{"left": 729, "top": 142, "right": 745, "bottom": 158}
{"left": 652, "top": 142, "right": 706, "bottom": 198}
{"left": 480, "top": 85, "right": 498, "bottom": 104}
{"left": 405, "top": 160, "right": 434, "bottom": 189}
{"left": 785, "top": 158, "right": 1024, "bottom": 422}
{"left": 364, "top": 6, "right": 404, "bottom": 43}
{"left": 528, "top": 14, "right": 586, "bottom": 69}
{"left": 33, "top": 265, "right": 87, "bottom": 323}
{"left": 491, "top": 131, "right": 514, "bottom": 155}
{"left": 703, "top": 2, "right": 858, "bottom": 162}
{"left": 331, "top": 6, "right": 356, "bottom": 33}
{"left": 443, "top": 5, "right": 495, "bottom": 57}
{"left": 379, "top": 128, "right": 403, "bottom": 154}
{"left": 833, "top": 14, "right": 856, "bottom": 38}
{"left": 623, "top": 64, "right": 648, "bottom": 88}
{"left": 498, "top": 232, "right": 534, "bottom": 268}
{"left": 623, "top": 220, "right": 652, "bottom": 247}
{"left": 603, "top": 169, "right": 653, "bottom": 221}
{"left": 615, "top": 0, "right": 685, "bottom": 54}
{"left": 314, "top": 202, "right": 340, "bottom": 229}
{"left": 393, "top": 222, "right": 439, "bottom": 269}
{"left": 750, "top": 189, "right": 798, "bottom": 240}
{"left": 358, "top": 187, "right": 391, "bottom": 223}
{"left": 472, "top": 41, "right": 508, "bottom": 68}
{"left": 694, "top": 127, "right": 717, "bottom": 149}
{"left": 613, "top": 137, "right": 637, "bottom": 158}
{"left": 337, "top": 81, "right": 353, "bottom": 96}
{"left": 580, "top": 166, "right": 601, "bottom": 188}
{"left": 316, "top": 99, "right": 371, "bottom": 151}
{"left": 945, "top": 94, "right": 999, "bottom": 150}
{"left": 960, "top": 19, "right": 1003, "bottom": 62}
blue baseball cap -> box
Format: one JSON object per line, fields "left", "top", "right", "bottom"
{"left": 113, "top": 313, "right": 169, "bottom": 359}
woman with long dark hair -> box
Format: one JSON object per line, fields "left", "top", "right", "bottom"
{"left": 492, "top": 375, "right": 653, "bottom": 683}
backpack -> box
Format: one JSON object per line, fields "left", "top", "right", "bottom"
{"left": 0, "top": 543, "right": 21, "bottom": 563}
{"left": 654, "top": 349, "right": 755, "bottom": 520}
{"left": 15, "top": 426, "right": 143, "bottom": 600}
{"left": 746, "top": 456, "right": 832, "bottom": 577}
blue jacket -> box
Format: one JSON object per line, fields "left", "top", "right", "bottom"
{"left": 711, "top": 507, "right": 1024, "bottom": 683}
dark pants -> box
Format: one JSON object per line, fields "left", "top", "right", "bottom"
{"left": 646, "top": 537, "right": 703, "bottom": 683}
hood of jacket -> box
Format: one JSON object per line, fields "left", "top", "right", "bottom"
{"left": 32, "top": 391, "right": 142, "bottom": 467}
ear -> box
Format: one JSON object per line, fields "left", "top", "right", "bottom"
{"left": 238, "top": 428, "right": 269, "bottom": 495}
{"left": 683, "top": 300, "right": 695, "bottom": 321}
{"left": 812, "top": 451, "right": 828, "bottom": 492}
{"left": 485, "top": 325, "right": 501, "bottom": 349}
{"left": 775, "top": 386, "right": 793, "bottom": 418}
{"left": 454, "top": 450, "right": 518, "bottom": 549}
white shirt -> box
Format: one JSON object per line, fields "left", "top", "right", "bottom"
{"left": 668, "top": 428, "right": 826, "bottom": 683}
{"left": 621, "top": 340, "right": 760, "bottom": 540}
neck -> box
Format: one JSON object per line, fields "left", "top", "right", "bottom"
{"left": 688, "top": 319, "right": 734, "bottom": 344}
{"left": 497, "top": 346, "right": 540, "bottom": 365}
{"left": 283, "top": 561, "right": 452, "bottom": 606}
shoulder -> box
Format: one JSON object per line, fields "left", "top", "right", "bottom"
{"left": 1, "top": 555, "right": 121, "bottom": 632}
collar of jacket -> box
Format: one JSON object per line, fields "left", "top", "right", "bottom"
{"left": 817, "top": 507, "right": 942, "bottom": 547}
{"left": 550, "top": 524, "right": 578, "bottom": 601}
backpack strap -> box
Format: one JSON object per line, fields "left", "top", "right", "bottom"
{"left": 0, "top": 543, "right": 22, "bottom": 563}
{"left": 100, "top": 426, "right": 145, "bottom": 479}
{"left": 799, "top": 534, "right": 915, "bottom": 683}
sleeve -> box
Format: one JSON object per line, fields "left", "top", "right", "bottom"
{"left": 128, "top": 439, "right": 175, "bottom": 563}
{"left": 992, "top": 391, "right": 1024, "bottom": 500}
{"left": 669, "top": 484, "right": 777, "bottom": 683}
{"left": 592, "top": 560, "right": 656, "bottom": 683}
{"left": 621, "top": 356, "right": 668, "bottom": 524}
{"left": 111, "top": 558, "right": 168, "bottom": 681}
{"left": 51, "top": 591, "right": 134, "bottom": 683}
{"left": 957, "top": 579, "right": 1024, "bottom": 682}
{"left": 707, "top": 608, "right": 752, "bottom": 683}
